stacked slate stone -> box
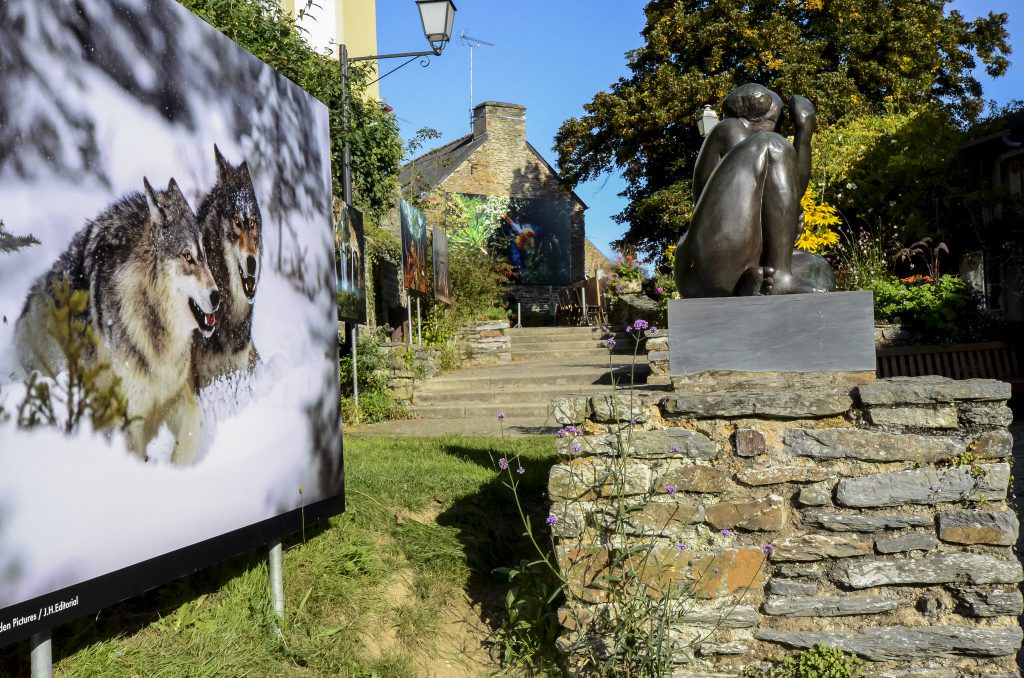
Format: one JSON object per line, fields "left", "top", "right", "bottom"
{"left": 548, "top": 376, "right": 1021, "bottom": 676}
{"left": 455, "top": 320, "right": 512, "bottom": 364}
{"left": 380, "top": 342, "right": 440, "bottom": 406}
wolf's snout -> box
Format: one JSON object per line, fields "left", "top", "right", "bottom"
{"left": 246, "top": 256, "right": 257, "bottom": 276}
{"left": 210, "top": 289, "right": 221, "bottom": 311}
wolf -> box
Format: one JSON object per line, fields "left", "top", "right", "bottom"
{"left": 16, "top": 177, "right": 220, "bottom": 464}
{"left": 191, "top": 145, "right": 263, "bottom": 389}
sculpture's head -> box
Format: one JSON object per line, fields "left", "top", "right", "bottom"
{"left": 722, "top": 83, "right": 783, "bottom": 131}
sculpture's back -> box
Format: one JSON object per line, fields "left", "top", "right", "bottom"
{"left": 673, "top": 83, "right": 835, "bottom": 298}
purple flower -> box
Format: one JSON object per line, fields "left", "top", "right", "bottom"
{"left": 498, "top": 457, "right": 509, "bottom": 470}
{"left": 625, "top": 323, "right": 633, "bottom": 333}
{"left": 648, "top": 327, "right": 658, "bottom": 335}
{"left": 516, "top": 466, "right": 525, "bottom": 475}
{"left": 670, "top": 446, "right": 681, "bottom": 453}
{"left": 497, "top": 412, "right": 505, "bottom": 420}
{"left": 557, "top": 429, "right": 566, "bottom": 438}
{"left": 657, "top": 287, "right": 664, "bottom": 294}
{"left": 565, "top": 425, "right": 578, "bottom": 434}
{"left": 616, "top": 286, "right": 623, "bottom": 293}
{"left": 607, "top": 337, "right": 617, "bottom": 348}
{"left": 665, "top": 484, "right": 677, "bottom": 495}
{"left": 633, "top": 319, "right": 649, "bottom": 331}
{"left": 720, "top": 529, "right": 733, "bottom": 537}
{"left": 546, "top": 514, "right": 559, "bottom": 526}
{"left": 572, "top": 442, "right": 582, "bottom": 453}
{"left": 763, "top": 543, "right": 775, "bottom": 555}
{"left": 676, "top": 543, "right": 687, "bottom": 551}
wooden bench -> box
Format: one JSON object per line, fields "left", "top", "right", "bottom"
{"left": 876, "top": 341, "right": 1023, "bottom": 391}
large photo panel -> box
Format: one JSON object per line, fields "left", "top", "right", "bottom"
{"left": 0, "top": 0, "right": 343, "bottom": 645}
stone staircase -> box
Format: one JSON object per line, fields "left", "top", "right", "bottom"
{"left": 410, "top": 325, "right": 651, "bottom": 429}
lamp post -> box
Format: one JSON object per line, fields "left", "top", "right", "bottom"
{"left": 338, "top": 0, "right": 457, "bottom": 415}
{"left": 697, "top": 104, "right": 719, "bottom": 138}
{"left": 340, "top": 0, "right": 457, "bottom": 210}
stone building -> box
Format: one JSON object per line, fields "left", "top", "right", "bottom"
{"left": 399, "top": 101, "right": 588, "bottom": 321}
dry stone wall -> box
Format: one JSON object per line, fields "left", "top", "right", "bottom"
{"left": 548, "top": 375, "right": 1021, "bottom": 675}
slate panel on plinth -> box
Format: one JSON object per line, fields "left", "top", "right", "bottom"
{"left": 668, "top": 292, "right": 875, "bottom": 375}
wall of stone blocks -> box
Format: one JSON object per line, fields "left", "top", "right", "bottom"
{"left": 547, "top": 375, "right": 1021, "bottom": 675}
{"left": 455, "top": 320, "right": 512, "bottom": 365}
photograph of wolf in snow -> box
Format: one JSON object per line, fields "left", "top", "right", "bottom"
{"left": 15, "top": 175, "right": 220, "bottom": 466}
{"left": 0, "top": 0, "right": 342, "bottom": 646}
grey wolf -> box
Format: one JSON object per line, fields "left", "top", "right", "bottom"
{"left": 191, "top": 146, "right": 263, "bottom": 389}
{"left": 16, "top": 177, "right": 220, "bottom": 464}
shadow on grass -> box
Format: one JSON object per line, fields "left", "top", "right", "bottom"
{"left": 432, "top": 440, "right": 564, "bottom": 667}
{"left": 0, "top": 520, "right": 332, "bottom": 675}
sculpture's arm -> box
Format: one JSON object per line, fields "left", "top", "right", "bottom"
{"left": 692, "top": 118, "right": 749, "bottom": 202}
{"left": 789, "top": 95, "right": 816, "bottom": 199}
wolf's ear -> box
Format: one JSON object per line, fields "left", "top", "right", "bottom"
{"left": 166, "top": 178, "right": 193, "bottom": 212}
{"left": 143, "top": 177, "right": 163, "bottom": 223}
{"left": 239, "top": 160, "right": 252, "bottom": 181}
{"left": 214, "top": 144, "right": 230, "bottom": 179}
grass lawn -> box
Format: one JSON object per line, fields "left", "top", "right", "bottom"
{"left": 0, "top": 435, "right": 560, "bottom": 677}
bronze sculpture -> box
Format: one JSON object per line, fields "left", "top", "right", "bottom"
{"left": 674, "top": 84, "right": 835, "bottom": 297}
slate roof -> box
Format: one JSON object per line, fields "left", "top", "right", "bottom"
{"left": 400, "top": 132, "right": 588, "bottom": 208}
{"left": 399, "top": 133, "right": 488, "bottom": 196}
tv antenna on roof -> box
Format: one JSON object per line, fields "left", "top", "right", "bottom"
{"left": 459, "top": 31, "right": 496, "bottom": 127}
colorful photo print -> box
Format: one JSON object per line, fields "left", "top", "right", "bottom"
{"left": 0, "top": 0, "right": 342, "bottom": 645}
{"left": 432, "top": 224, "right": 451, "bottom": 304}
{"left": 336, "top": 202, "right": 367, "bottom": 323}
{"left": 453, "top": 194, "right": 572, "bottom": 285}
{"left": 400, "top": 199, "right": 430, "bottom": 294}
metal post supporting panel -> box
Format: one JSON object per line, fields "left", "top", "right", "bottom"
{"left": 269, "top": 540, "right": 284, "bottom": 633}
{"left": 30, "top": 632, "right": 52, "bottom": 678}
{"left": 351, "top": 325, "right": 359, "bottom": 423}
{"left": 416, "top": 297, "right": 422, "bottom": 346}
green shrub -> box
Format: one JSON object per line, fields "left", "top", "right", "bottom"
{"left": 765, "top": 644, "right": 862, "bottom": 678}
{"left": 448, "top": 247, "right": 509, "bottom": 323}
{"left": 867, "top": 274, "right": 996, "bottom": 343}
{"left": 339, "top": 328, "right": 407, "bottom": 424}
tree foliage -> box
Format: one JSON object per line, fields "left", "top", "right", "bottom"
{"left": 555, "top": 0, "right": 1011, "bottom": 258}
{"left": 180, "top": 0, "right": 403, "bottom": 224}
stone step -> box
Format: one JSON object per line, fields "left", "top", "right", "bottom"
{"left": 510, "top": 340, "right": 640, "bottom": 353}
{"left": 413, "top": 402, "right": 553, "bottom": 420}
{"left": 414, "top": 383, "right": 617, "bottom": 405}
{"left": 511, "top": 332, "right": 632, "bottom": 346}
{"left": 417, "top": 363, "right": 651, "bottom": 392}
{"left": 512, "top": 347, "right": 643, "bottom": 360}
{"left": 508, "top": 325, "right": 617, "bottom": 336}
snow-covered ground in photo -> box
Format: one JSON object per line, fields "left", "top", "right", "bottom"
{"left": 0, "top": 1, "right": 340, "bottom": 609}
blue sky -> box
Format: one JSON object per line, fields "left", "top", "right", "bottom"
{"left": 376, "top": 0, "right": 1021, "bottom": 259}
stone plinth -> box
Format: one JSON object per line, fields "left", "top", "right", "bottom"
{"left": 667, "top": 292, "right": 875, "bottom": 375}
{"left": 547, "top": 375, "right": 1020, "bottom": 675}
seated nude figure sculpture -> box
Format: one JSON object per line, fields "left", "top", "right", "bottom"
{"left": 674, "top": 83, "right": 834, "bottom": 297}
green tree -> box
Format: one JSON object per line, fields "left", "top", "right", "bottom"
{"left": 0, "top": 219, "right": 39, "bottom": 255}
{"left": 555, "top": 0, "right": 1011, "bottom": 259}
{"left": 180, "top": 0, "right": 403, "bottom": 224}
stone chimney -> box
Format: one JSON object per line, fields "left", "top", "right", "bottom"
{"left": 473, "top": 101, "right": 526, "bottom": 145}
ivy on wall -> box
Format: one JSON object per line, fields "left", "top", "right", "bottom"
{"left": 179, "top": 0, "right": 403, "bottom": 227}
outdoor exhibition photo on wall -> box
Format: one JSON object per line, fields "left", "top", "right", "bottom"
{"left": 0, "top": 0, "right": 343, "bottom": 644}
{"left": 453, "top": 194, "right": 572, "bottom": 286}
{"left": 400, "top": 199, "right": 430, "bottom": 294}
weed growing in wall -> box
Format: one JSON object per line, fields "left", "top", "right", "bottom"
{"left": 491, "top": 320, "right": 772, "bottom": 675}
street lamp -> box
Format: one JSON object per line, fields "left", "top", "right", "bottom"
{"left": 416, "top": 0, "right": 457, "bottom": 54}
{"left": 338, "top": 1, "right": 457, "bottom": 414}
{"left": 697, "top": 104, "right": 719, "bottom": 138}
{"left": 341, "top": 1, "right": 459, "bottom": 204}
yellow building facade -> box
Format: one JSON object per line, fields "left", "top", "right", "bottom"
{"left": 279, "top": 0, "right": 379, "bottom": 98}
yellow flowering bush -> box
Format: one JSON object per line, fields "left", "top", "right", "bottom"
{"left": 796, "top": 188, "right": 841, "bottom": 254}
